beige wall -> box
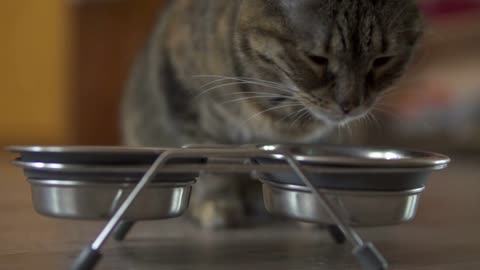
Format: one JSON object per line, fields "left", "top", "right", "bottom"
{"left": 0, "top": 1, "right": 70, "bottom": 146}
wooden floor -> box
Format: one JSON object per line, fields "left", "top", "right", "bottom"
{"left": 1, "top": 151, "right": 480, "bottom": 270}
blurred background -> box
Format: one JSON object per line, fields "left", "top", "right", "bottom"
{"left": 1, "top": 0, "right": 479, "bottom": 156}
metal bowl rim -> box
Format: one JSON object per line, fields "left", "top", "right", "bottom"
{"left": 27, "top": 178, "right": 196, "bottom": 187}
{"left": 256, "top": 144, "right": 450, "bottom": 168}
{"left": 11, "top": 159, "right": 189, "bottom": 174}
{"left": 260, "top": 178, "right": 425, "bottom": 195}
{"left": 13, "top": 158, "right": 448, "bottom": 175}
{"left": 7, "top": 145, "right": 174, "bottom": 154}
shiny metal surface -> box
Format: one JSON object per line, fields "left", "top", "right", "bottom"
{"left": 254, "top": 144, "right": 450, "bottom": 190}
{"left": 262, "top": 180, "right": 424, "bottom": 226}
{"left": 13, "top": 159, "right": 162, "bottom": 173}
{"left": 254, "top": 167, "right": 433, "bottom": 191}
{"left": 256, "top": 144, "right": 450, "bottom": 168}
{"left": 12, "top": 158, "right": 447, "bottom": 174}
{"left": 9, "top": 144, "right": 451, "bottom": 168}
{"left": 13, "top": 158, "right": 443, "bottom": 192}
{"left": 12, "top": 159, "right": 198, "bottom": 182}
{"left": 28, "top": 179, "right": 193, "bottom": 221}
{"left": 7, "top": 145, "right": 205, "bottom": 166}
{"left": 8, "top": 145, "right": 171, "bottom": 154}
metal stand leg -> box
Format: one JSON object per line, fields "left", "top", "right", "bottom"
{"left": 70, "top": 247, "right": 101, "bottom": 270}
{"left": 354, "top": 243, "right": 388, "bottom": 270}
{"left": 327, "top": 225, "right": 346, "bottom": 244}
{"left": 70, "top": 151, "right": 173, "bottom": 270}
{"left": 282, "top": 154, "right": 388, "bottom": 270}
{"left": 113, "top": 221, "right": 135, "bottom": 241}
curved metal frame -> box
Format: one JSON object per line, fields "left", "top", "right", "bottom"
{"left": 69, "top": 148, "right": 388, "bottom": 270}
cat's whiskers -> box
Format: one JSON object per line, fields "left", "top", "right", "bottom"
{"left": 303, "top": 114, "right": 314, "bottom": 128}
{"left": 222, "top": 91, "right": 290, "bottom": 97}
{"left": 374, "top": 102, "right": 396, "bottom": 112}
{"left": 366, "top": 112, "right": 380, "bottom": 129}
{"left": 368, "top": 112, "right": 378, "bottom": 125}
{"left": 287, "top": 108, "right": 309, "bottom": 127}
{"left": 349, "top": 117, "right": 363, "bottom": 135}
{"left": 221, "top": 91, "right": 299, "bottom": 101}
{"left": 194, "top": 75, "right": 294, "bottom": 91}
{"left": 193, "top": 75, "right": 292, "bottom": 90}
{"left": 221, "top": 91, "right": 309, "bottom": 105}
{"left": 347, "top": 122, "right": 354, "bottom": 138}
{"left": 377, "top": 84, "right": 404, "bottom": 101}
{"left": 197, "top": 77, "right": 284, "bottom": 91}
{"left": 193, "top": 75, "right": 298, "bottom": 98}
{"left": 362, "top": 115, "right": 371, "bottom": 130}
{"left": 335, "top": 125, "right": 344, "bottom": 142}
{"left": 359, "top": 113, "right": 369, "bottom": 128}
{"left": 371, "top": 112, "right": 384, "bottom": 129}
{"left": 277, "top": 107, "right": 308, "bottom": 123}
{"left": 381, "top": 86, "right": 399, "bottom": 95}
{"left": 193, "top": 75, "right": 311, "bottom": 126}
{"left": 220, "top": 95, "right": 301, "bottom": 105}
{"left": 376, "top": 92, "right": 400, "bottom": 107}
{"left": 241, "top": 103, "right": 304, "bottom": 127}
{"left": 194, "top": 81, "right": 289, "bottom": 99}
{"left": 289, "top": 109, "right": 310, "bottom": 128}
{"left": 372, "top": 107, "right": 402, "bottom": 121}
{"left": 339, "top": 121, "right": 353, "bottom": 139}
{"left": 193, "top": 81, "right": 297, "bottom": 100}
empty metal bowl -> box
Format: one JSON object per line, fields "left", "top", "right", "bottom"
{"left": 7, "top": 146, "right": 202, "bottom": 221}
{"left": 28, "top": 179, "right": 194, "bottom": 221}
{"left": 261, "top": 179, "right": 423, "bottom": 226}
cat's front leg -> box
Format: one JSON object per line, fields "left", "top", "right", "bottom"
{"left": 189, "top": 173, "right": 248, "bottom": 230}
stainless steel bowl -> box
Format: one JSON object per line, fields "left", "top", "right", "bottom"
{"left": 261, "top": 179, "right": 423, "bottom": 226}
{"left": 28, "top": 179, "right": 194, "bottom": 221}
{"left": 254, "top": 144, "right": 450, "bottom": 191}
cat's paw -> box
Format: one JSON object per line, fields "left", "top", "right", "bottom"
{"left": 190, "top": 197, "right": 247, "bottom": 230}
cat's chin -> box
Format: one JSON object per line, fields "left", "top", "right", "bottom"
{"left": 310, "top": 110, "right": 368, "bottom": 125}
{"left": 308, "top": 110, "right": 345, "bottom": 125}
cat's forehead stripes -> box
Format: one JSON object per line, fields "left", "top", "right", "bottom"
{"left": 323, "top": 1, "right": 387, "bottom": 58}
{"left": 276, "top": 0, "right": 388, "bottom": 58}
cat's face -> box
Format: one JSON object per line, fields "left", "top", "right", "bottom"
{"left": 236, "top": 0, "right": 422, "bottom": 125}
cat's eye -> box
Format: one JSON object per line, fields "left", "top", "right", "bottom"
{"left": 373, "top": 56, "right": 393, "bottom": 68}
{"left": 308, "top": 55, "right": 329, "bottom": 66}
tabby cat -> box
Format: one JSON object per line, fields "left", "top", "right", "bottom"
{"left": 122, "top": 0, "right": 423, "bottom": 229}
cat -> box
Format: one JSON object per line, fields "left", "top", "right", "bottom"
{"left": 122, "top": 0, "right": 423, "bottom": 229}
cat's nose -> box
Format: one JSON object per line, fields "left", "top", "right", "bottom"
{"left": 340, "top": 102, "right": 354, "bottom": 114}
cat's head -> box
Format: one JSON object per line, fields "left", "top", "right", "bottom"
{"left": 235, "top": 0, "right": 423, "bottom": 125}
